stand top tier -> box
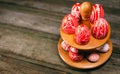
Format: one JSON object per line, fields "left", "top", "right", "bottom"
{"left": 60, "top": 23, "right": 111, "bottom": 50}
{"left": 60, "top": 2, "right": 111, "bottom": 50}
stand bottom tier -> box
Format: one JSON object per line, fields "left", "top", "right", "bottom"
{"left": 58, "top": 38, "right": 113, "bottom": 69}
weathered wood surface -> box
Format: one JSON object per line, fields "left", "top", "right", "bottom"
{"left": 0, "top": 0, "right": 120, "bottom": 34}
{"left": 0, "top": 53, "right": 66, "bottom": 74}
{"left": 0, "top": 0, "right": 120, "bottom": 74}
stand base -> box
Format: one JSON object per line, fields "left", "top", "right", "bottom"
{"left": 58, "top": 38, "right": 112, "bottom": 69}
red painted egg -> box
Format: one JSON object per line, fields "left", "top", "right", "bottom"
{"left": 90, "top": 4, "right": 104, "bottom": 24}
{"left": 75, "top": 24, "right": 90, "bottom": 45}
{"left": 62, "top": 14, "right": 79, "bottom": 34}
{"left": 69, "top": 49, "right": 83, "bottom": 61}
{"left": 92, "top": 18, "right": 108, "bottom": 39}
{"left": 71, "top": 3, "right": 81, "bottom": 22}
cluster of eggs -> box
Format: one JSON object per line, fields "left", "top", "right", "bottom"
{"left": 62, "top": 3, "right": 109, "bottom": 45}
{"left": 61, "top": 40, "right": 110, "bottom": 62}
{"left": 61, "top": 2, "right": 110, "bottom": 62}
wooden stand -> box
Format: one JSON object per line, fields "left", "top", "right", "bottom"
{"left": 58, "top": 23, "right": 112, "bottom": 69}
{"left": 57, "top": 2, "right": 112, "bottom": 69}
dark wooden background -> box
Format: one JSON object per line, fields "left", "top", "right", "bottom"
{"left": 0, "top": 0, "right": 119, "bottom": 74}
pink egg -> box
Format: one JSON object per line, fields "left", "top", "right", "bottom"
{"left": 71, "top": 3, "right": 81, "bottom": 22}
{"left": 69, "top": 47, "right": 79, "bottom": 53}
{"left": 96, "top": 43, "right": 110, "bottom": 52}
{"left": 92, "top": 18, "right": 109, "bottom": 39}
{"left": 87, "top": 52, "right": 100, "bottom": 62}
{"left": 61, "top": 41, "right": 71, "bottom": 51}
{"left": 90, "top": 4, "right": 104, "bottom": 24}
{"left": 75, "top": 24, "right": 90, "bottom": 45}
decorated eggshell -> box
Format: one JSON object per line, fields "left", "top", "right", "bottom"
{"left": 92, "top": 18, "right": 108, "bottom": 39}
{"left": 96, "top": 43, "right": 110, "bottom": 52}
{"left": 75, "top": 24, "right": 90, "bottom": 45}
{"left": 69, "top": 47, "right": 79, "bottom": 53}
{"left": 71, "top": 3, "right": 81, "bottom": 22}
{"left": 61, "top": 40, "right": 71, "bottom": 51}
{"left": 69, "top": 49, "right": 83, "bottom": 61}
{"left": 62, "top": 14, "right": 79, "bottom": 34}
{"left": 90, "top": 4, "right": 104, "bottom": 24}
{"left": 87, "top": 52, "right": 100, "bottom": 62}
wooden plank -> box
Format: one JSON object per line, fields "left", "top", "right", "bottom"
{"left": 0, "top": 54, "right": 66, "bottom": 74}
{"left": 1, "top": 47, "right": 120, "bottom": 74}
{"left": 0, "top": 8, "right": 62, "bottom": 35}
{"left": 0, "top": 24, "right": 62, "bottom": 67}
{"left": 0, "top": 23, "right": 119, "bottom": 74}
{"left": 0, "top": 0, "right": 119, "bottom": 9}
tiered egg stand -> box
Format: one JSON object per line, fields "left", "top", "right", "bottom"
{"left": 58, "top": 2, "right": 112, "bottom": 69}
